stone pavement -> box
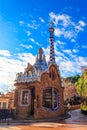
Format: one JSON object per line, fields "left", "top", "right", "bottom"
{"left": 0, "top": 113, "right": 69, "bottom": 130}
{"left": 0, "top": 112, "right": 70, "bottom": 125}
{"left": 58, "top": 109, "right": 87, "bottom": 125}
{"left": 0, "top": 126, "right": 21, "bottom": 130}
{"left": 0, "top": 109, "right": 87, "bottom": 127}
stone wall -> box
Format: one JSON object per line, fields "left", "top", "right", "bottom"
{"left": 14, "top": 64, "right": 65, "bottom": 119}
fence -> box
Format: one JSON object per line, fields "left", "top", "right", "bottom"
{"left": 0, "top": 109, "right": 14, "bottom": 121}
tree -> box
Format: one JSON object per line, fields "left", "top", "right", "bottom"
{"left": 75, "top": 71, "right": 87, "bottom": 105}
{"left": 65, "top": 74, "right": 80, "bottom": 83}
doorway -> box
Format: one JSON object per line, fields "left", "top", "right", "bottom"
{"left": 31, "top": 87, "right": 35, "bottom": 115}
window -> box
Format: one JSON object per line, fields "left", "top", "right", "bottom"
{"left": 20, "top": 90, "right": 31, "bottom": 106}
{"left": 43, "top": 88, "right": 60, "bottom": 110}
{"left": 22, "top": 91, "right": 29, "bottom": 105}
{"left": 43, "top": 88, "right": 52, "bottom": 108}
{"left": 2, "top": 102, "right": 7, "bottom": 109}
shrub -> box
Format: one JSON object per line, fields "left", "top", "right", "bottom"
{"left": 81, "top": 105, "right": 87, "bottom": 111}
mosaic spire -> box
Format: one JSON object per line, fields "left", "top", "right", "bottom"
{"left": 34, "top": 48, "right": 48, "bottom": 72}
{"left": 49, "top": 22, "right": 55, "bottom": 64}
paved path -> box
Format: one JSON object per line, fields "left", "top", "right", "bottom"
{"left": 0, "top": 109, "right": 87, "bottom": 130}
{"left": 58, "top": 109, "right": 87, "bottom": 125}
{"left": 0, "top": 126, "right": 21, "bottom": 130}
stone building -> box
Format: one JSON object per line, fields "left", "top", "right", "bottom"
{"left": 0, "top": 91, "right": 14, "bottom": 109}
{"left": 14, "top": 22, "right": 64, "bottom": 119}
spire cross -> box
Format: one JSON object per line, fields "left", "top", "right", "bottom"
{"left": 50, "top": 21, "right": 53, "bottom": 27}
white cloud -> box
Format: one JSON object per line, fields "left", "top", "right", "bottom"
{"left": 55, "top": 28, "right": 64, "bottom": 37}
{"left": 0, "top": 51, "right": 36, "bottom": 92}
{"left": 76, "top": 56, "right": 87, "bottom": 66}
{"left": 64, "top": 30, "right": 75, "bottom": 39}
{"left": 71, "top": 39, "right": 76, "bottom": 43}
{"left": 20, "top": 44, "right": 33, "bottom": 49}
{"left": 29, "top": 38, "right": 35, "bottom": 43}
{"left": 79, "top": 20, "right": 86, "bottom": 27}
{"left": 62, "top": 48, "right": 78, "bottom": 58}
{"left": 75, "top": 25, "right": 83, "bottom": 31}
{"left": 39, "top": 17, "right": 45, "bottom": 23}
{"left": 60, "top": 61, "right": 74, "bottom": 72}
{"left": 63, "top": 49, "right": 71, "bottom": 54}
{"left": 0, "top": 50, "right": 11, "bottom": 57}
{"left": 49, "top": 12, "right": 71, "bottom": 27}
{"left": 18, "top": 53, "right": 35, "bottom": 65}
{"left": 72, "top": 49, "right": 78, "bottom": 53}
{"left": 19, "top": 21, "right": 24, "bottom": 25}
{"left": 49, "top": 12, "right": 86, "bottom": 40}
{"left": 27, "top": 20, "right": 40, "bottom": 29}
{"left": 43, "top": 44, "right": 87, "bottom": 77}
{"left": 35, "top": 42, "right": 42, "bottom": 46}
{"left": 29, "top": 38, "right": 42, "bottom": 46}
{"left": 59, "top": 54, "right": 87, "bottom": 77}
{"left": 26, "top": 30, "right": 31, "bottom": 36}
{"left": 56, "top": 40, "right": 65, "bottom": 45}
{"left": 0, "top": 56, "right": 25, "bottom": 86}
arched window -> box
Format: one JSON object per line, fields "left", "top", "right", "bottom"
{"left": 43, "top": 87, "right": 60, "bottom": 110}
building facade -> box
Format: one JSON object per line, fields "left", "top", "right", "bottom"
{"left": 0, "top": 92, "right": 14, "bottom": 110}
{"left": 14, "top": 23, "right": 64, "bottom": 119}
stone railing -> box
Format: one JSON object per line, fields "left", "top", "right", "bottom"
{"left": 64, "top": 104, "right": 81, "bottom": 112}
{"left": 68, "top": 104, "right": 81, "bottom": 110}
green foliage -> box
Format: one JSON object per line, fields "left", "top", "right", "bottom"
{"left": 65, "top": 74, "right": 80, "bottom": 83}
{"left": 75, "top": 72, "right": 87, "bottom": 98}
{"left": 81, "top": 105, "right": 87, "bottom": 111}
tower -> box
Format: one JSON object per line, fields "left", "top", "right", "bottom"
{"left": 49, "top": 22, "right": 55, "bottom": 64}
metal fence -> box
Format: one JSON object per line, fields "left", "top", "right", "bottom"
{"left": 0, "top": 109, "right": 14, "bottom": 121}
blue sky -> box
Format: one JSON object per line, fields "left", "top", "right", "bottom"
{"left": 0, "top": 0, "right": 87, "bottom": 93}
